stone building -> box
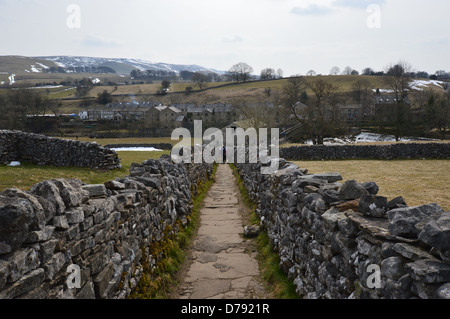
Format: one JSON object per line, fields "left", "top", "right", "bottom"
{"left": 79, "top": 102, "right": 237, "bottom": 136}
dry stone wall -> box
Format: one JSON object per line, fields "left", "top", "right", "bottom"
{"left": 0, "top": 130, "right": 121, "bottom": 170}
{"left": 235, "top": 155, "right": 450, "bottom": 299}
{"left": 280, "top": 143, "right": 450, "bottom": 161}
{"left": 0, "top": 154, "right": 213, "bottom": 299}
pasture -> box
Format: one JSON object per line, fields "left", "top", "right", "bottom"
{"left": 295, "top": 159, "right": 450, "bottom": 211}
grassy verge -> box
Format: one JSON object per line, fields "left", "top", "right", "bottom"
{"left": 229, "top": 164, "right": 299, "bottom": 299}
{"left": 129, "top": 164, "right": 218, "bottom": 299}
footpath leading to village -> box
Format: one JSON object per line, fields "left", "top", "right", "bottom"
{"left": 171, "top": 164, "right": 273, "bottom": 299}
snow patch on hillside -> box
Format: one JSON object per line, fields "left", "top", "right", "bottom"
{"left": 372, "top": 79, "right": 446, "bottom": 94}
{"left": 36, "top": 56, "right": 224, "bottom": 75}
{"left": 8, "top": 74, "right": 15, "bottom": 85}
{"left": 90, "top": 77, "right": 100, "bottom": 84}
{"left": 36, "top": 62, "right": 49, "bottom": 70}
{"left": 30, "top": 65, "right": 41, "bottom": 73}
{"left": 409, "top": 79, "right": 445, "bottom": 91}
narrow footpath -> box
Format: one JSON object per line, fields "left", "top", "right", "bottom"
{"left": 171, "top": 164, "right": 273, "bottom": 299}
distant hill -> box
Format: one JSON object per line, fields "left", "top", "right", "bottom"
{"left": 0, "top": 55, "right": 224, "bottom": 79}
{"left": 34, "top": 56, "right": 224, "bottom": 75}
{"left": 0, "top": 55, "right": 60, "bottom": 74}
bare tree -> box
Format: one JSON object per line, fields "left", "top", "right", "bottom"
{"left": 383, "top": 61, "right": 414, "bottom": 140}
{"left": 384, "top": 61, "right": 412, "bottom": 103}
{"left": 227, "top": 62, "right": 254, "bottom": 83}
{"left": 307, "top": 70, "right": 316, "bottom": 77}
{"left": 352, "top": 78, "right": 371, "bottom": 106}
{"left": 342, "top": 66, "right": 354, "bottom": 75}
{"left": 281, "top": 77, "right": 346, "bottom": 144}
{"left": 362, "top": 67, "right": 375, "bottom": 76}
{"left": 277, "top": 68, "right": 284, "bottom": 79}
{"left": 424, "top": 89, "right": 450, "bottom": 139}
{"left": 281, "top": 77, "right": 307, "bottom": 123}
{"left": 192, "top": 72, "right": 208, "bottom": 90}
{"left": 330, "top": 66, "right": 340, "bottom": 75}
{"left": 236, "top": 101, "right": 279, "bottom": 132}
{"left": 304, "top": 78, "right": 345, "bottom": 144}
{"left": 260, "top": 68, "right": 276, "bottom": 80}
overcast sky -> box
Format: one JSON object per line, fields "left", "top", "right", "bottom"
{"left": 0, "top": 0, "right": 449, "bottom": 76}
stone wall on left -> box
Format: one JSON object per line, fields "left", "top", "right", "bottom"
{"left": 0, "top": 130, "right": 121, "bottom": 170}
{"left": 0, "top": 154, "right": 214, "bottom": 299}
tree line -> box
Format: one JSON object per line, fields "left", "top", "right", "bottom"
{"left": 0, "top": 88, "right": 61, "bottom": 133}
{"left": 329, "top": 65, "right": 450, "bottom": 80}
{"left": 235, "top": 61, "right": 449, "bottom": 144}
{"left": 45, "top": 66, "right": 116, "bottom": 74}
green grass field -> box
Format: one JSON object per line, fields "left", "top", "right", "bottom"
{"left": 294, "top": 159, "right": 450, "bottom": 211}
{"left": 0, "top": 150, "right": 170, "bottom": 192}
{"left": 88, "top": 75, "right": 387, "bottom": 96}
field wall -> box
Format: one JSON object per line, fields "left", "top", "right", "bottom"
{"left": 280, "top": 143, "right": 450, "bottom": 161}
{"left": 234, "top": 153, "right": 450, "bottom": 299}
{"left": 0, "top": 153, "right": 214, "bottom": 299}
{"left": 0, "top": 130, "right": 121, "bottom": 170}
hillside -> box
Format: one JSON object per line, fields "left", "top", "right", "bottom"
{"left": 37, "top": 56, "right": 224, "bottom": 75}
{"left": 0, "top": 55, "right": 224, "bottom": 87}
{"left": 92, "top": 75, "right": 446, "bottom": 106}
{"left": 0, "top": 55, "right": 60, "bottom": 74}
{"left": 0, "top": 55, "right": 222, "bottom": 76}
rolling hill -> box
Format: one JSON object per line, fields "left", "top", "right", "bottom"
{"left": 0, "top": 55, "right": 224, "bottom": 85}
{"left": 0, "top": 55, "right": 60, "bottom": 74}
{"left": 33, "top": 56, "right": 223, "bottom": 75}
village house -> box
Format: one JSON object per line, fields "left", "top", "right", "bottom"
{"left": 146, "top": 105, "right": 184, "bottom": 130}
{"left": 372, "top": 90, "right": 411, "bottom": 122}
{"left": 78, "top": 107, "right": 149, "bottom": 124}
{"left": 338, "top": 104, "right": 366, "bottom": 123}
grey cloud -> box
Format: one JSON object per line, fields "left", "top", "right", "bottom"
{"left": 222, "top": 35, "right": 244, "bottom": 44}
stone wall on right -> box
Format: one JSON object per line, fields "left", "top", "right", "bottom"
{"left": 235, "top": 157, "right": 450, "bottom": 299}
{"left": 280, "top": 143, "right": 450, "bottom": 161}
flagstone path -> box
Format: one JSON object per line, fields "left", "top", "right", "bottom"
{"left": 171, "top": 164, "right": 273, "bottom": 299}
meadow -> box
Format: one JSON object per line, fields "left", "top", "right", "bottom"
{"left": 0, "top": 149, "right": 170, "bottom": 192}
{"left": 295, "top": 159, "right": 450, "bottom": 211}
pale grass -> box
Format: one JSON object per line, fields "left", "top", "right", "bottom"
{"left": 293, "top": 160, "right": 450, "bottom": 211}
